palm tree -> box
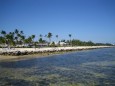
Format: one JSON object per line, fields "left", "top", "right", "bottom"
{"left": 14, "top": 29, "right": 19, "bottom": 44}
{"left": 21, "top": 36, "right": 25, "bottom": 41}
{"left": 14, "top": 37, "right": 18, "bottom": 44}
{"left": 39, "top": 34, "right": 43, "bottom": 43}
{"left": 56, "top": 35, "right": 59, "bottom": 46}
{"left": 15, "top": 29, "right": 19, "bottom": 34}
{"left": 0, "top": 36, "right": 5, "bottom": 46}
{"left": 20, "top": 30, "right": 24, "bottom": 43}
{"left": 17, "top": 33, "right": 22, "bottom": 44}
{"left": 28, "top": 36, "right": 32, "bottom": 45}
{"left": 69, "top": 34, "right": 71, "bottom": 39}
{"left": 39, "top": 38, "right": 43, "bottom": 43}
{"left": 38, "top": 34, "right": 43, "bottom": 43}
{"left": 1, "top": 30, "right": 6, "bottom": 36}
{"left": 0, "top": 36, "right": 3, "bottom": 44}
{"left": 47, "top": 32, "right": 52, "bottom": 43}
{"left": 20, "top": 30, "right": 23, "bottom": 35}
{"left": 39, "top": 34, "right": 42, "bottom": 38}
{"left": 20, "top": 35, "right": 25, "bottom": 45}
{"left": 69, "top": 34, "right": 72, "bottom": 46}
{"left": 44, "top": 35, "right": 47, "bottom": 42}
{"left": 0, "top": 30, "right": 7, "bottom": 47}
{"left": 5, "top": 32, "right": 14, "bottom": 48}
{"left": 24, "top": 38, "right": 29, "bottom": 44}
{"left": 56, "top": 35, "right": 58, "bottom": 41}
{"left": 31, "top": 35, "right": 35, "bottom": 43}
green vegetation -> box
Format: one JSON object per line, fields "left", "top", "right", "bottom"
{"left": 0, "top": 29, "right": 113, "bottom": 48}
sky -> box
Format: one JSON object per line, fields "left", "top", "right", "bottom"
{"left": 0, "top": 0, "right": 115, "bottom": 43}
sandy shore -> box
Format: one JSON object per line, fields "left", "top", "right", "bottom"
{"left": 0, "top": 46, "right": 112, "bottom": 52}
{"left": 0, "top": 46, "right": 113, "bottom": 61}
{"left": 0, "top": 53, "right": 51, "bottom": 62}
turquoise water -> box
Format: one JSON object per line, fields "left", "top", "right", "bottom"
{"left": 0, "top": 48, "right": 115, "bottom": 86}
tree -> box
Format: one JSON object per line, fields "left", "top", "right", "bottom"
{"left": 17, "top": 33, "right": 22, "bottom": 44}
{"left": 69, "top": 34, "right": 72, "bottom": 46}
{"left": 56, "top": 35, "right": 59, "bottom": 46}
{"left": 1, "top": 30, "right": 6, "bottom": 36}
{"left": 5, "top": 32, "right": 14, "bottom": 48}
{"left": 61, "top": 39, "right": 66, "bottom": 42}
{"left": 0, "top": 30, "right": 6, "bottom": 46}
{"left": 0, "top": 36, "right": 5, "bottom": 45}
{"left": 39, "top": 38, "right": 43, "bottom": 43}
{"left": 44, "top": 35, "right": 48, "bottom": 42}
{"left": 69, "top": 34, "right": 71, "bottom": 40}
{"left": 24, "top": 38, "right": 29, "bottom": 44}
{"left": 20, "top": 35, "right": 25, "bottom": 45}
{"left": 47, "top": 32, "right": 52, "bottom": 43}
{"left": 21, "top": 36, "right": 25, "bottom": 41}
{"left": 56, "top": 35, "right": 58, "bottom": 42}
{"left": 87, "top": 41, "right": 94, "bottom": 46}
{"left": 51, "top": 41, "right": 55, "bottom": 47}
{"left": 14, "top": 29, "right": 21, "bottom": 44}
{"left": 15, "top": 29, "right": 19, "bottom": 34}
{"left": 31, "top": 35, "right": 35, "bottom": 43}
{"left": 20, "top": 30, "right": 23, "bottom": 35}
{"left": 39, "top": 34, "right": 43, "bottom": 43}
{"left": 39, "top": 34, "right": 42, "bottom": 38}
{"left": 14, "top": 36, "right": 18, "bottom": 44}
{"left": 28, "top": 36, "right": 32, "bottom": 44}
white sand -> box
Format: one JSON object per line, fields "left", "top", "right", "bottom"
{"left": 0, "top": 46, "right": 113, "bottom": 53}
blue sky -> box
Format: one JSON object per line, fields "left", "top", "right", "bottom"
{"left": 0, "top": 0, "right": 115, "bottom": 43}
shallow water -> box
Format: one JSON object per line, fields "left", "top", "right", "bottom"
{"left": 0, "top": 48, "right": 115, "bottom": 86}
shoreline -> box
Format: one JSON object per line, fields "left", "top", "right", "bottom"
{"left": 0, "top": 51, "right": 70, "bottom": 62}
{"left": 0, "top": 46, "right": 114, "bottom": 61}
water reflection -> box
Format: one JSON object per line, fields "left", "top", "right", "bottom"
{"left": 0, "top": 48, "right": 115, "bottom": 86}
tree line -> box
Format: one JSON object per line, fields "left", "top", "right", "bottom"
{"left": 0, "top": 29, "right": 113, "bottom": 48}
